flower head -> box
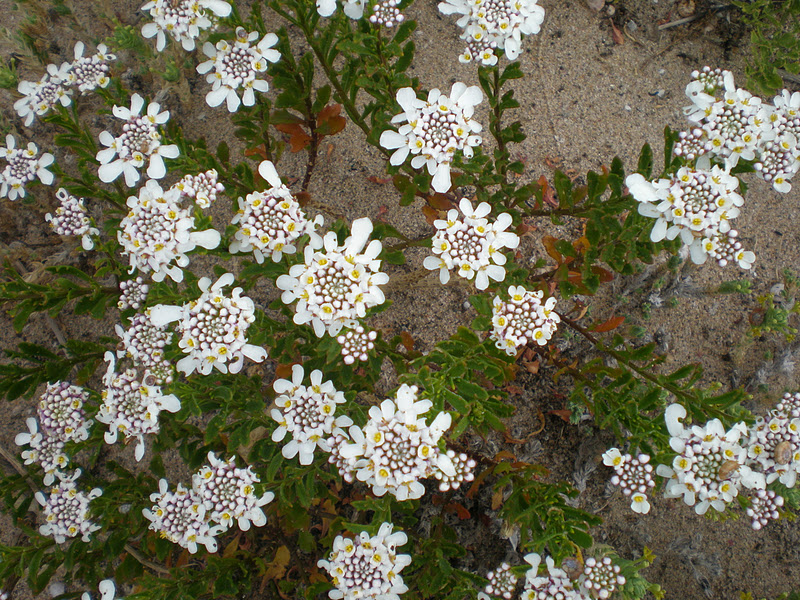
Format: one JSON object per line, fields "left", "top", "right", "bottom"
{"left": 115, "top": 311, "right": 174, "bottom": 384}
{"left": 14, "top": 63, "right": 72, "bottom": 126}
{"left": 15, "top": 417, "right": 70, "bottom": 485}
{"left": 579, "top": 556, "right": 626, "bottom": 600}
{"left": 118, "top": 277, "right": 150, "bottom": 311}
{"left": 35, "top": 479, "right": 102, "bottom": 544}
{"left": 491, "top": 286, "right": 559, "bottom": 354}
{"left": 380, "top": 84, "right": 483, "bottom": 192}
{"left": 175, "top": 169, "right": 225, "bottom": 209}
{"left": 141, "top": 0, "right": 232, "bottom": 51}
{"left": 143, "top": 479, "right": 220, "bottom": 554}
{"left": 196, "top": 27, "right": 280, "bottom": 112}
{"left": 67, "top": 41, "right": 115, "bottom": 93}
{"left": 0, "top": 135, "right": 55, "bottom": 201}
{"left": 336, "top": 325, "right": 378, "bottom": 365}
{"left": 485, "top": 563, "right": 517, "bottom": 599}
{"left": 46, "top": 188, "right": 99, "bottom": 250}
{"left": 602, "top": 448, "right": 655, "bottom": 514}
{"left": 37, "top": 381, "right": 91, "bottom": 443}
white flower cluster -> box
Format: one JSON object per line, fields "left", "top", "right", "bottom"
{"left": 369, "top": 0, "right": 405, "bottom": 27}
{"left": 485, "top": 563, "right": 517, "bottom": 599}
{"left": 276, "top": 217, "right": 389, "bottom": 338}
{"left": 601, "top": 449, "right": 655, "bottom": 514}
{"left": 45, "top": 188, "right": 99, "bottom": 251}
{"left": 317, "top": 0, "right": 369, "bottom": 19}
{"left": 197, "top": 27, "right": 281, "bottom": 113}
{"left": 0, "top": 135, "right": 54, "bottom": 201}
{"left": 150, "top": 273, "right": 268, "bottom": 376}
{"left": 118, "top": 179, "right": 222, "bottom": 283}
{"left": 15, "top": 418, "right": 70, "bottom": 485}
{"left": 332, "top": 384, "right": 457, "bottom": 500}
{"left": 521, "top": 553, "right": 625, "bottom": 600}
{"left": 424, "top": 198, "right": 520, "bottom": 290}
{"left": 37, "top": 381, "right": 92, "bottom": 443}
{"left": 14, "top": 42, "right": 115, "bottom": 126}
{"left": 81, "top": 579, "right": 118, "bottom": 600}
{"left": 118, "top": 277, "right": 150, "bottom": 311}
{"left": 115, "top": 311, "right": 174, "bottom": 384}
{"left": 144, "top": 454, "right": 273, "bottom": 553}
{"left": 438, "top": 0, "right": 545, "bottom": 64}
{"left": 656, "top": 404, "right": 765, "bottom": 515}
{"left": 491, "top": 286, "right": 559, "bottom": 355}
{"left": 678, "top": 67, "right": 800, "bottom": 193}
{"left": 175, "top": 169, "right": 224, "bottom": 209}
{"left": 337, "top": 325, "right": 378, "bottom": 365}
{"left": 141, "top": 0, "right": 232, "bottom": 52}
{"left": 317, "top": 523, "right": 412, "bottom": 600}
{"left": 97, "top": 94, "right": 179, "bottom": 187}
{"left": 35, "top": 477, "right": 102, "bottom": 544}
{"left": 380, "top": 84, "right": 484, "bottom": 193}
{"left": 230, "top": 160, "right": 323, "bottom": 264}
{"left": 271, "top": 365, "right": 353, "bottom": 465}
{"left": 625, "top": 164, "right": 754, "bottom": 269}
{"left": 432, "top": 449, "right": 476, "bottom": 491}
{"left": 97, "top": 352, "right": 180, "bottom": 461}
{"left": 746, "top": 488, "right": 784, "bottom": 531}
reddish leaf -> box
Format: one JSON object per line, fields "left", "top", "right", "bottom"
{"left": 245, "top": 145, "right": 270, "bottom": 161}
{"left": 609, "top": 19, "right": 624, "bottom": 44}
{"left": 591, "top": 265, "right": 614, "bottom": 283}
{"left": 593, "top": 315, "right": 625, "bottom": 332}
{"left": 466, "top": 466, "right": 493, "bottom": 498}
{"left": 445, "top": 502, "right": 471, "bottom": 520}
{"left": 542, "top": 235, "right": 563, "bottom": 263}
{"left": 400, "top": 331, "right": 415, "bottom": 353}
{"left": 295, "top": 191, "right": 311, "bottom": 207}
{"left": 317, "top": 104, "right": 347, "bottom": 136}
{"left": 274, "top": 363, "right": 296, "bottom": 380}
{"left": 494, "top": 450, "right": 517, "bottom": 461}
{"left": 548, "top": 409, "right": 572, "bottom": 422}
{"left": 504, "top": 384, "right": 525, "bottom": 395}
{"left": 539, "top": 175, "right": 558, "bottom": 208}
{"left": 422, "top": 205, "right": 439, "bottom": 226}
{"left": 544, "top": 155, "right": 562, "bottom": 169}
{"left": 522, "top": 358, "right": 540, "bottom": 375}
{"left": 367, "top": 176, "right": 393, "bottom": 184}
{"left": 427, "top": 193, "right": 453, "bottom": 211}
{"left": 275, "top": 122, "right": 312, "bottom": 152}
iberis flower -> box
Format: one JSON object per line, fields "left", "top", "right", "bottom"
{"left": 626, "top": 163, "right": 755, "bottom": 269}
{"left": 197, "top": 27, "right": 280, "bottom": 113}
{"left": 45, "top": 188, "right": 100, "bottom": 250}
{"left": 336, "top": 325, "right": 377, "bottom": 365}
{"left": 192, "top": 452, "right": 274, "bottom": 531}
{"left": 271, "top": 364, "right": 353, "bottom": 465}
{"left": 424, "top": 198, "right": 519, "bottom": 290}
{"left": 746, "top": 489, "right": 784, "bottom": 531}
{"left": 276, "top": 217, "right": 389, "bottom": 338}
{"left": 115, "top": 312, "right": 174, "bottom": 385}
{"left": 0, "top": 135, "right": 55, "bottom": 201}
{"left": 35, "top": 478, "right": 102, "bottom": 544}
{"left": 318, "top": 523, "right": 412, "bottom": 600}
{"left": 118, "top": 179, "right": 221, "bottom": 282}
{"left": 141, "top": 0, "right": 232, "bottom": 52}
{"left": 602, "top": 448, "right": 655, "bottom": 514}
{"left": 491, "top": 286, "right": 559, "bottom": 354}
{"left": 579, "top": 556, "right": 626, "bottom": 600}
{"left": 438, "top": 0, "right": 545, "bottom": 63}
{"left": 485, "top": 563, "right": 517, "bottom": 599}
{"left": 336, "top": 384, "right": 456, "bottom": 501}
{"left": 81, "top": 580, "right": 118, "bottom": 600}
{"left": 380, "top": 84, "right": 483, "bottom": 193}
{"left": 65, "top": 41, "right": 115, "bottom": 94}
{"left": 37, "top": 381, "right": 92, "bottom": 443}
{"left": 317, "top": 0, "right": 368, "bottom": 19}
{"left": 97, "top": 352, "right": 180, "bottom": 461}
{"left": 744, "top": 404, "right": 800, "bottom": 489}
{"left": 230, "top": 160, "right": 323, "bottom": 263}
{"left": 149, "top": 273, "right": 268, "bottom": 376}
{"left": 369, "top": 0, "right": 405, "bottom": 26}
{"left": 656, "top": 404, "right": 765, "bottom": 515}
{"left": 174, "top": 169, "right": 224, "bottom": 209}
{"left": 143, "top": 479, "right": 221, "bottom": 554}
{"left": 14, "top": 63, "right": 72, "bottom": 126}
{"left": 96, "top": 94, "right": 179, "bottom": 187}
{"left": 118, "top": 276, "right": 150, "bottom": 311}
{"left": 15, "top": 417, "right": 70, "bottom": 485}
{"left": 521, "top": 553, "right": 581, "bottom": 600}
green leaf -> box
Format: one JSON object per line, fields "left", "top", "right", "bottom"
{"left": 637, "top": 143, "right": 653, "bottom": 179}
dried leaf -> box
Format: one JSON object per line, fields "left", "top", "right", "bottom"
{"left": 422, "top": 205, "right": 439, "bottom": 226}
{"left": 542, "top": 235, "right": 563, "bottom": 263}
{"left": 491, "top": 488, "right": 505, "bottom": 510}
{"left": 275, "top": 363, "right": 295, "bottom": 380}
{"left": 494, "top": 450, "right": 517, "bottom": 461}
{"left": 593, "top": 315, "right": 625, "bottom": 332}
{"left": 548, "top": 408, "right": 572, "bottom": 422}
{"left": 427, "top": 193, "right": 453, "bottom": 211}
{"left": 223, "top": 533, "right": 241, "bottom": 559}
{"left": 244, "top": 145, "right": 269, "bottom": 161}
{"left": 317, "top": 103, "right": 346, "bottom": 136}
{"left": 400, "top": 331, "right": 415, "bottom": 353}
{"left": 264, "top": 546, "right": 291, "bottom": 580}
{"left": 445, "top": 502, "right": 471, "bottom": 520}
{"left": 367, "top": 176, "right": 392, "bottom": 184}
{"left": 275, "top": 123, "right": 312, "bottom": 152}
{"left": 609, "top": 19, "right": 624, "bottom": 45}
{"left": 295, "top": 191, "right": 311, "bottom": 207}
{"left": 522, "top": 358, "right": 540, "bottom": 375}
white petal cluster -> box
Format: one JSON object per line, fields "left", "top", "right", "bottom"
{"left": 197, "top": 27, "right": 280, "bottom": 113}
{"left": 601, "top": 448, "right": 655, "bottom": 515}
{"left": 432, "top": 449, "right": 476, "bottom": 491}
{"left": 81, "top": 580, "right": 118, "bottom": 600}
{"left": 334, "top": 384, "right": 456, "bottom": 501}
{"left": 175, "top": 169, "right": 224, "bottom": 209}
{"left": 149, "top": 273, "right": 268, "bottom": 376}
{"left": 746, "top": 489, "right": 784, "bottom": 531}
{"left": 521, "top": 553, "right": 583, "bottom": 600}
{"left": 424, "top": 198, "right": 520, "bottom": 290}
{"left": 141, "top": 0, "right": 232, "bottom": 52}
{"left": 0, "top": 135, "right": 55, "bottom": 201}
{"left": 369, "top": 0, "right": 405, "bottom": 27}
{"left": 626, "top": 164, "right": 754, "bottom": 269}
{"left": 271, "top": 364, "right": 353, "bottom": 465}
{"left": 438, "top": 0, "right": 545, "bottom": 63}
{"left": 485, "top": 563, "right": 517, "bottom": 599}
{"left": 744, "top": 401, "right": 800, "bottom": 488}
{"left": 337, "top": 325, "right": 378, "bottom": 365}
{"left": 276, "top": 217, "right": 389, "bottom": 338}
{"left": 118, "top": 179, "right": 221, "bottom": 283}
{"left": 97, "top": 352, "right": 180, "bottom": 461}
{"left": 14, "top": 42, "right": 114, "bottom": 126}
{"left": 317, "top": 523, "right": 412, "bottom": 600}
{"left": 15, "top": 417, "right": 70, "bottom": 485}
{"left": 656, "top": 404, "right": 765, "bottom": 515}
{"left": 35, "top": 479, "right": 102, "bottom": 544}
{"left": 45, "top": 188, "right": 99, "bottom": 250}
{"left": 230, "top": 160, "right": 323, "bottom": 263}
{"left": 579, "top": 557, "right": 625, "bottom": 600}
{"left": 678, "top": 67, "right": 800, "bottom": 193}
{"left": 96, "top": 94, "right": 179, "bottom": 187}
{"left": 491, "top": 285, "right": 559, "bottom": 354}
{"left": 142, "top": 479, "right": 222, "bottom": 554}
{"left": 115, "top": 311, "right": 174, "bottom": 385}
{"left": 380, "top": 85, "right": 483, "bottom": 193}
{"left": 37, "top": 381, "right": 92, "bottom": 443}
{"left": 316, "top": 0, "right": 369, "bottom": 19}
{"left": 192, "top": 452, "right": 274, "bottom": 531}
{"left": 118, "top": 277, "right": 150, "bottom": 311}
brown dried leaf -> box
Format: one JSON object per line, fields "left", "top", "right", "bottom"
{"left": 367, "top": 176, "right": 393, "bottom": 184}
{"left": 422, "top": 205, "right": 439, "bottom": 226}
{"left": 317, "top": 103, "right": 346, "bottom": 137}
{"left": 522, "top": 358, "right": 540, "bottom": 375}
{"left": 593, "top": 315, "right": 625, "bottom": 333}
{"left": 609, "top": 19, "right": 625, "bottom": 45}
{"left": 491, "top": 489, "right": 505, "bottom": 510}
{"left": 274, "top": 123, "right": 312, "bottom": 152}
{"left": 264, "top": 546, "right": 291, "bottom": 580}
{"left": 445, "top": 502, "right": 472, "bottom": 520}
{"left": 400, "top": 331, "right": 415, "bottom": 353}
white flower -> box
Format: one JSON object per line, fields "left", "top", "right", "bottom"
{"left": 318, "top": 523, "right": 412, "bottom": 600}
{"left": 14, "top": 62, "right": 72, "bottom": 126}
{"left": 423, "top": 198, "right": 519, "bottom": 289}
{"left": 369, "top": 0, "right": 405, "bottom": 26}
{"left": 97, "top": 352, "right": 180, "bottom": 461}
{"left": 230, "top": 160, "right": 323, "bottom": 263}
{"left": 81, "top": 579, "right": 118, "bottom": 600}
{"left": 746, "top": 489, "right": 784, "bottom": 531}
{"left": 46, "top": 188, "right": 100, "bottom": 250}
{"left": 149, "top": 273, "right": 268, "bottom": 376}
{"left": 175, "top": 169, "right": 224, "bottom": 209}
{"left": 141, "top": 0, "right": 232, "bottom": 51}
{"left": 192, "top": 452, "right": 274, "bottom": 531}
{"left": 520, "top": 553, "right": 580, "bottom": 600}
{"left": 118, "top": 277, "right": 150, "bottom": 311}
{"left": 118, "top": 179, "right": 221, "bottom": 282}
{"left": 579, "top": 556, "right": 626, "bottom": 600}
{"left": 143, "top": 479, "right": 221, "bottom": 554}
{"left": 115, "top": 311, "right": 173, "bottom": 384}
{"left": 336, "top": 325, "right": 377, "bottom": 365}
{"left": 744, "top": 409, "right": 800, "bottom": 488}
{"left": 276, "top": 217, "right": 389, "bottom": 338}
{"left": 197, "top": 27, "right": 280, "bottom": 113}
{"left": 317, "top": 0, "right": 368, "bottom": 19}
{"left": 0, "top": 135, "right": 55, "bottom": 201}
{"left": 271, "top": 364, "right": 352, "bottom": 465}
{"left": 491, "top": 286, "right": 559, "bottom": 354}
{"left": 67, "top": 41, "right": 115, "bottom": 93}
{"left": 602, "top": 448, "right": 655, "bottom": 515}
{"left": 37, "top": 381, "right": 92, "bottom": 443}
{"left": 96, "top": 94, "right": 179, "bottom": 186}
{"left": 35, "top": 480, "right": 102, "bottom": 544}
{"left": 15, "top": 417, "right": 70, "bottom": 485}
{"left": 380, "top": 84, "right": 483, "bottom": 192}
